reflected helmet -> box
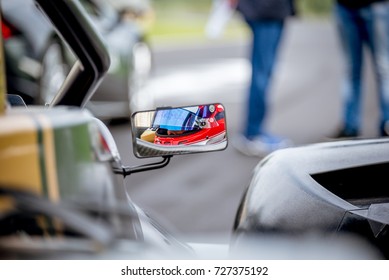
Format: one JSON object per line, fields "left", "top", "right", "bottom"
{"left": 152, "top": 104, "right": 226, "bottom": 145}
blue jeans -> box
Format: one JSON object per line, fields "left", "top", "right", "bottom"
{"left": 373, "top": 2, "right": 389, "bottom": 134}
{"left": 244, "top": 20, "right": 284, "bottom": 139}
{"left": 335, "top": 3, "right": 389, "bottom": 135}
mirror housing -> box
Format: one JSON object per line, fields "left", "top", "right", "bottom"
{"left": 131, "top": 104, "right": 228, "bottom": 158}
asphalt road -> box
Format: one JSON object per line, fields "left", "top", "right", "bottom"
{"left": 109, "top": 19, "right": 380, "bottom": 242}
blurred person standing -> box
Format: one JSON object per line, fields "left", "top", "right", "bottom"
{"left": 230, "top": 0, "right": 295, "bottom": 157}
{"left": 334, "top": 0, "right": 389, "bottom": 138}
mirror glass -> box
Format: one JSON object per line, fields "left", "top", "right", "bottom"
{"left": 131, "top": 103, "right": 228, "bottom": 158}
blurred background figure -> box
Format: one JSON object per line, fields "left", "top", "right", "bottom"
{"left": 107, "top": 0, "right": 155, "bottom": 31}
{"left": 333, "top": 0, "right": 389, "bottom": 138}
{"left": 204, "top": 0, "right": 236, "bottom": 39}
{"left": 230, "top": 0, "right": 295, "bottom": 157}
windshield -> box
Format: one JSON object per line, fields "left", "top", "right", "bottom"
{"left": 152, "top": 107, "right": 201, "bottom": 131}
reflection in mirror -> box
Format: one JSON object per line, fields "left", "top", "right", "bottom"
{"left": 131, "top": 103, "right": 228, "bottom": 158}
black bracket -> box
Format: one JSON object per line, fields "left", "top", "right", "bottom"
{"left": 113, "top": 156, "right": 172, "bottom": 178}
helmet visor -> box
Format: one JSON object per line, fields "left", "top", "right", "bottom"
{"left": 152, "top": 107, "right": 200, "bottom": 131}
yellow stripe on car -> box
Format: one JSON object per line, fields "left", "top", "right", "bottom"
{"left": 0, "top": 197, "right": 14, "bottom": 213}
{"left": 0, "top": 111, "right": 62, "bottom": 235}
{"left": 0, "top": 114, "right": 42, "bottom": 194}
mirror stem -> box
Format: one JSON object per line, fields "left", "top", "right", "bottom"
{"left": 113, "top": 156, "right": 172, "bottom": 178}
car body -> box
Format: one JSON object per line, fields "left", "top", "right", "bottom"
{"left": 234, "top": 138, "right": 389, "bottom": 258}
{"left": 1, "top": 0, "right": 152, "bottom": 121}
{"left": 0, "top": 0, "right": 187, "bottom": 259}
{"left": 0, "top": 106, "right": 190, "bottom": 259}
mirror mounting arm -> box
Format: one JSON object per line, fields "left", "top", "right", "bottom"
{"left": 113, "top": 156, "right": 172, "bottom": 178}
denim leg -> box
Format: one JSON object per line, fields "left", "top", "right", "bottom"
{"left": 335, "top": 4, "right": 368, "bottom": 135}
{"left": 371, "top": 3, "right": 389, "bottom": 133}
{"left": 244, "top": 20, "right": 284, "bottom": 139}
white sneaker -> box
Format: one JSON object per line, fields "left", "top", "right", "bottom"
{"left": 232, "top": 133, "right": 293, "bottom": 157}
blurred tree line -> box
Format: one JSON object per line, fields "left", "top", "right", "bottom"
{"left": 152, "top": 0, "right": 334, "bottom": 17}
{"left": 149, "top": 0, "right": 334, "bottom": 40}
{"left": 297, "top": 0, "right": 334, "bottom": 17}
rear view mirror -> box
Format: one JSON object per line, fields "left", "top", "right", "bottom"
{"left": 131, "top": 103, "right": 228, "bottom": 158}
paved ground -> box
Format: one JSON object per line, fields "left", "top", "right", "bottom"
{"left": 109, "top": 18, "right": 380, "bottom": 242}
